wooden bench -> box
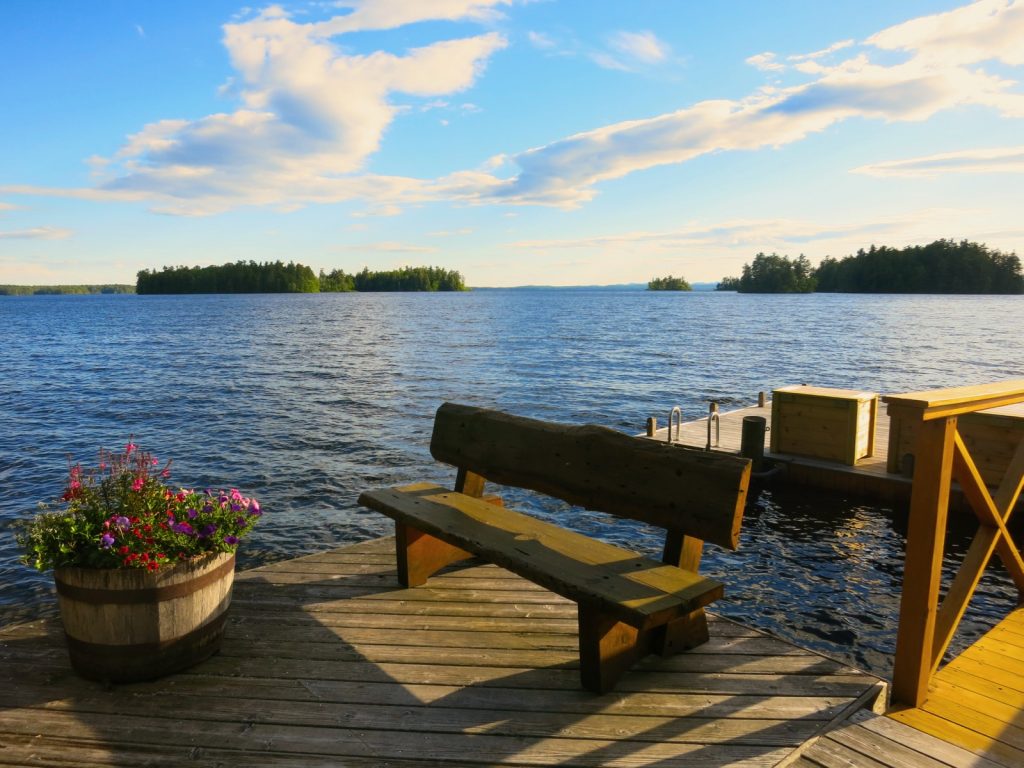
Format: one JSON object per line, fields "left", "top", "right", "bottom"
{"left": 358, "top": 403, "right": 752, "bottom": 693}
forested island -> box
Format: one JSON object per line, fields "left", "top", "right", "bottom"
{"left": 717, "top": 240, "right": 1022, "bottom": 294}
{"left": 647, "top": 275, "right": 692, "bottom": 291}
{"left": 136, "top": 261, "right": 466, "bottom": 294}
{"left": 0, "top": 284, "right": 134, "bottom": 296}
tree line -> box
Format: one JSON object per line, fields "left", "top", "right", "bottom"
{"left": 0, "top": 285, "right": 135, "bottom": 296}
{"left": 716, "top": 240, "right": 1023, "bottom": 294}
{"left": 319, "top": 265, "right": 466, "bottom": 292}
{"left": 136, "top": 261, "right": 466, "bottom": 294}
{"left": 647, "top": 275, "right": 692, "bottom": 291}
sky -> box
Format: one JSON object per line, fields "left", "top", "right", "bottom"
{"left": 1, "top": 0, "right": 1023, "bottom": 287}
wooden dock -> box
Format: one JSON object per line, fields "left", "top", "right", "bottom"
{"left": 0, "top": 537, "right": 887, "bottom": 767}
{"left": 792, "top": 606, "right": 1024, "bottom": 768}
{"left": 646, "top": 401, "right": 915, "bottom": 503}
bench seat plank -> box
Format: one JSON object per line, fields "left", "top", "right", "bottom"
{"left": 359, "top": 483, "right": 724, "bottom": 631}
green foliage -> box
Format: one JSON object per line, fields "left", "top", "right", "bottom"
{"left": 0, "top": 285, "right": 134, "bottom": 295}
{"left": 736, "top": 253, "right": 816, "bottom": 293}
{"left": 18, "top": 441, "right": 261, "bottom": 571}
{"left": 814, "top": 239, "right": 1023, "bottom": 294}
{"left": 717, "top": 240, "right": 1022, "bottom": 295}
{"left": 647, "top": 275, "right": 692, "bottom": 291}
{"left": 136, "top": 261, "right": 467, "bottom": 293}
{"left": 350, "top": 265, "right": 467, "bottom": 292}
{"left": 136, "top": 260, "right": 320, "bottom": 294}
{"left": 319, "top": 268, "right": 356, "bottom": 292}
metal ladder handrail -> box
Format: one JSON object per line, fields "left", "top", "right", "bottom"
{"left": 706, "top": 402, "right": 720, "bottom": 451}
{"left": 667, "top": 406, "right": 683, "bottom": 444}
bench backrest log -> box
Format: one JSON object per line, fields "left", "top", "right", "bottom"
{"left": 429, "top": 402, "right": 752, "bottom": 550}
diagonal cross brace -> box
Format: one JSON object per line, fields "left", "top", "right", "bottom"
{"left": 931, "top": 431, "right": 1024, "bottom": 671}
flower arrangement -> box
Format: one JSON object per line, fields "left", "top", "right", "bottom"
{"left": 19, "top": 440, "right": 261, "bottom": 572}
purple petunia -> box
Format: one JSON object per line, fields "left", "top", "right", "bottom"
{"left": 198, "top": 523, "right": 217, "bottom": 539}
{"left": 113, "top": 516, "right": 130, "bottom": 529}
{"left": 172, "top": 522, "right": 195, "bottom": 536}
{"left": 186, "top": 508, "right": 198, "bottom": 519}
{"left": 99, "top": 533, "right": 115, "bottom": 549}
{"left": 224, "top": 535, "right": 239, "bottom": 545}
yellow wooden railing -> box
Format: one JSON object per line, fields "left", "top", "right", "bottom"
{"left": 883, "top": 380, "right": 1024, "bottom": 707}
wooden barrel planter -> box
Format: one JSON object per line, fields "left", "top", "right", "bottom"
{"left": 53, "top": 552, "right": 235, "bottom": 683}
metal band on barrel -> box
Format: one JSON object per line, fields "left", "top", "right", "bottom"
{"left": 54, "top": 555, "right": 235, "bottom": 604}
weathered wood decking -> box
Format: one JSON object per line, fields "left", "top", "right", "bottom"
{"left": 792, "top": 606, "right": 1024, "bottom": 768}
{"left": 647, "top": 401, "right": 911, "bottom": 502}
{"left": 0, "top": 537, "right": 886, "bottom": 767}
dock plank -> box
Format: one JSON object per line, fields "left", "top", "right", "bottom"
{"left": 0, "top": 536, "right": 883, "bottom": 767}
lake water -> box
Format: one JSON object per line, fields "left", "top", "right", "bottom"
{"left": 2, "top": 290, "right": 1022, "bottom": 677}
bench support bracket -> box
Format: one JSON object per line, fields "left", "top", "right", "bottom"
{"left": 395, "top": 523, "right": 473, "bottom": 588}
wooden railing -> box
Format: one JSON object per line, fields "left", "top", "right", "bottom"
{"left": 884, "top": 380, "right": 1024, "bottom": 707}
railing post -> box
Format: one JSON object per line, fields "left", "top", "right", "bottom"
{"left": 891, "top": 414, "right": 957, "bottom": 707}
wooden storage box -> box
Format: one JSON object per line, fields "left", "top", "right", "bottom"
{"left": 887, "top": 402, "right": 1024, "bottom": 485}
{"left": 770, "top": 385, "right": 878, "bottom": 465}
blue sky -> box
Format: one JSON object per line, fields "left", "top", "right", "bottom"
{"left": 2, "top": 0, "right": 1023, "bottom": 286}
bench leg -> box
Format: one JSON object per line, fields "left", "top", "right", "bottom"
{"left": 654, "top": 607, "right": 710, "bottom": 656}
{"left": 577, "top": 607, "right": 642, "bottom": 694}
{"left": 395, "top": 523, "right": 473, "bottom": 587}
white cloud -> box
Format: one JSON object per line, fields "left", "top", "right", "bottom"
{"left": 7, "top": 0, "right": 1024, "bottom": 219}
{"left": 315, "top": 0, "right": 513, "bottom": 35}
{"left": 441, "top": 0, "right": 1024, "bottom": 207}
{"left": 867, "top": 0, "right": 1024, "bottom": 66}
{"left": 788, "top": 39, "right": 854, "bottom": 63}
{"left": 746, "top": 52, "right": 784, "bottom": 72}
{"left": 0, "top": 202, "right": 18, "bottom": 212}
{"left": 609, "top": 30, "right": 669, "bottom": 64}
{"left": 593, "top": 30, "right": 670, "bottom": 71}
{"left": 0, "top": 226, "right": 73, "bottom": 240}
{"left": 853, "top": 145, "right": 1024, "bottom": 177}
{"left": 7, "top": 4, "right": 507, "bottom": 216}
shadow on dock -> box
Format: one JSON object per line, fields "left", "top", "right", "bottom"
{"left": 0, "top": 536, "right": 885, "bottom": 767}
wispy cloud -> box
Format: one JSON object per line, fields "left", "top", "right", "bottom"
{"left": 746, "top": 52, "right": 784, "bottom": 72}
{"left": 527, "top": 30, "right": 556, "bottom": 50}
{"left": 853, "top": 146, "right": 1024, "bottom": 177}
{"left": 4, "top": 2, "right": 508, "bottom": 215}
{"left": 6, "top": 0, "right": 1024, "bottom": 219}
{"left": 314, "top": 0, "right": 513, "bottom": 34}
{"left": 447, "top": 0, "right": 1024, "bottom": 207}
{"left": 0, "top": 226, "right": 73, "bottom": 240}
{"left": 509, "top": 208, "right": 982, "bottom": 258}
{"left": 592, "top": 30, "right": 670, "bottom": 71}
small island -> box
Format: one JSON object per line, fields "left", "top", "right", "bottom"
{"left": 135, "top": 261, "right": 467, "bottom": 294}
{"left": 647, "top": 275, "right": 692, "bottom": 291}
{"left": 716, "top": 239, "right": 1023, "bottom": 294}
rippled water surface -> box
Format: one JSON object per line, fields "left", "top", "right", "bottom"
{"left": 2, "top": 290, "right": 1022, "bottom": 676}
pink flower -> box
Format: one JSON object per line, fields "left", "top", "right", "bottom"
{"left": 125, "top": 442, "right": 137, "bottom": 454}
{"left": 131, "top": 476, "right": 144, "bottom": 492}
{"left": 151, "top": 458, "right": 159, "bottom": 466}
